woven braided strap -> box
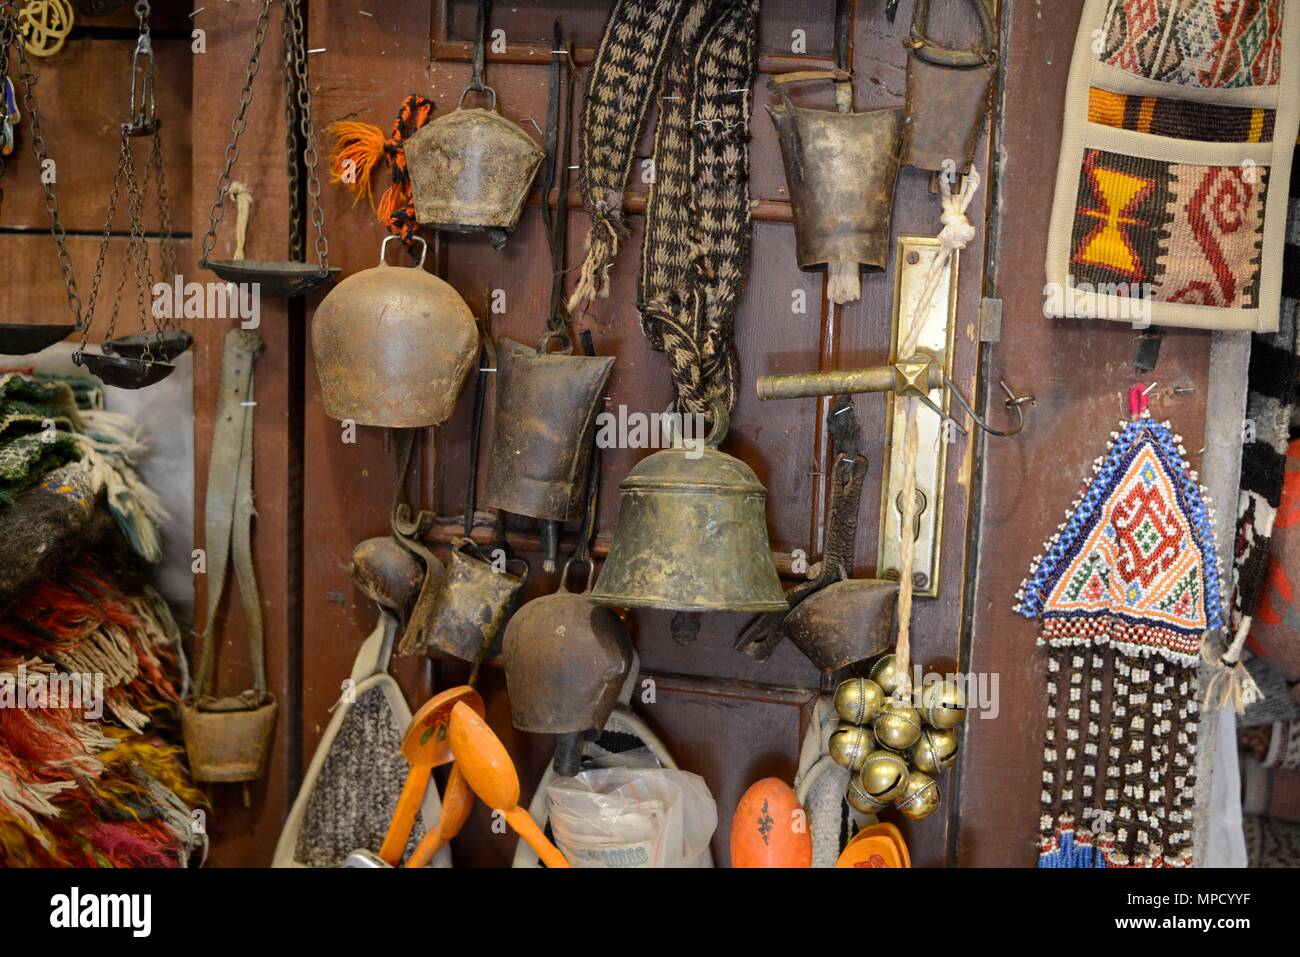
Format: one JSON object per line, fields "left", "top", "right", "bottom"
{"left": 639, "top": 0, "right": 758, "bottom": 414}
{"left": 569, "top": 0, "right": 687, "bottom": 309}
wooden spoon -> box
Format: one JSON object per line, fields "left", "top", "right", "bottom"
{"left": 377, "top": 686, "right": 483, "bottom": 865}
{"left": 448, "top": 701, "right": 570, "bottom": 869}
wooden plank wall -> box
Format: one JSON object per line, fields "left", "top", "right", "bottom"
{"left": 299, "top": 0, "right": 991, "bottom": 869}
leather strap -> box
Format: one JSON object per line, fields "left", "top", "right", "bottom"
{"left": 193, "top": 329, "right": 267, "bottom": 706}
{"left": 908, "top": 0, "right": 997, "bottom": 68}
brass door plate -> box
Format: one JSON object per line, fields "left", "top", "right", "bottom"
{"left": 877, "top": 236, "right": 959, "bottom": 599}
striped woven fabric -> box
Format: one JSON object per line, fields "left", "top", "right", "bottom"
{"left": 1088, "top": 86, "right": 1276, "bottom": 141}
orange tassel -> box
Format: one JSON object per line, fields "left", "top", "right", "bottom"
{"left": 327, "top": 120, "right": 387, "bottom": 210}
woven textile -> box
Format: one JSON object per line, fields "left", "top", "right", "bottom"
{"left": 1017, "top": 413, "right": 1221, "bottom": 867}
{"left": 1243, "top": 812, "right": 1300, "bottom": 865}
{"left": 1069, "top": 148, "right": 1268, "bottom": 308}
{"left": 1101, "top": 0, "right": 1284, "bottom": 88}
{"left": 1087, "top": 86, "right": 1276, "bottom": 141}
{"left": 0, "top": 373, "right": 82, "bottom": 508}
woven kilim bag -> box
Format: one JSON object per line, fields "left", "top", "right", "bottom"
{"left": 1044, "top": 0, "right": 1299, "bottom": 331}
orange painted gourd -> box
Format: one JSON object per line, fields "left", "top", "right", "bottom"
{"left": 730, "top": 778, "right": 812, "bottom": 868}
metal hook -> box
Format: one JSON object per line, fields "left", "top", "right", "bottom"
{"left": 942, "top": 374, "right": 1034, "bottom": 437}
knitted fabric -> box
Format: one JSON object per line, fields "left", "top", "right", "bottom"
{"left": 637, "top": 0, "right": 758, "bottom": 414}
{"left": 0, "top": 373, "right": 82, "bottom": 508}
{"left": 1069, "top": 148, "right": 1268, "bottom": 308}
{"left": 1016, "top": 412, "right": 1222, "bottom": 867}
{"left": 570, "top": 0, "right": 687, "bottom": 308}
{"left": 573, "top": 0, "right": 758, "bottom": 414}
{"left": 1100, "top": 0, "right": 1284, "bottom": 88}
{"left": 1087, "top": 86, "right": 1276, "bottom": 142}
{"left": 1243, "top": 812, "right": 1300, "bottom": 866}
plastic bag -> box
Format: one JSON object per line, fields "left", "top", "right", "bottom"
{"left": 546, "top": 767, "right": 717, "bottom": 868}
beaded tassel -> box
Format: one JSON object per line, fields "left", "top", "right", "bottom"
{"left": 1017, "top": 409, "right": 1220, "bottom": 869}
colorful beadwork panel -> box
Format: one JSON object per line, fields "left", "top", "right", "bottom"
{"left": 1069, "top": 147, "right": 1269, "bottom": 308}
{"left": 1087, "top": 86, "right": 1277, "bottom": 141}
{"left": 1100, "top": 0, "right": 1285, "bottom": 88}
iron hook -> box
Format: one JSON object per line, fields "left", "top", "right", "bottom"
{"left": 942, "top": 373, "right": 1034, "bottom": 438}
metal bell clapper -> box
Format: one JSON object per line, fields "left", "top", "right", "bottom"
{"left": 767, "top": 69, "right": 904, "bottom": 305}
{"left": 591, "top": 402, "right": 787, "bottom": 613}
{"left": 311, "top": 236, "right": 479, "bottom": 428}
{"left": 502, "top": 557, "right": 633, "bottom": 776}
{"left": 402, "top": 84, "right": 544, "bottom": 250}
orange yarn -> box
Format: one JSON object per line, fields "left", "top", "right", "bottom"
{"left": 327, "top": 121, "right": 387, "bottom": 209}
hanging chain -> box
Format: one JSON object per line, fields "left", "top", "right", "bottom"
{"left": 0, "top": 2, "right": 83, "bottom": 328}
{"left": 146, "top": 130, "right": 176, "bottom": 326}
{"left": 77, "top": 132, "right": 128, "bottom": 357}
{"left": 285, "top": 0, "right": 327, "bottom": 270}
{"left": 281, "top": 1, "right": 301, "bottom": 262}
{"left": 198, "top": 0, "right": 274, "bottom": 265}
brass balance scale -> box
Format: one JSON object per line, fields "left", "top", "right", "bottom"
{"left": 71, "top": 1, "right": 190, "bottom": 388}
{"left": 198, "top": 0, "right": 335, "bottom": 298}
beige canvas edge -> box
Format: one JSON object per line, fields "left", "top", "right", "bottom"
{"left": 1045, "top": 0, "right": 1299, "bottom": 332}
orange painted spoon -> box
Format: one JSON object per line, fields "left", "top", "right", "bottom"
{"left": 448, "top": 700, "right": 570, "bottom": 869}
{"left": 378, "top": 686, "right": 483, "bottom": 866}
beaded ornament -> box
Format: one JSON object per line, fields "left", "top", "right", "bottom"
{"left": 1015, "top": 388, "right": 1223, "bottom": 868}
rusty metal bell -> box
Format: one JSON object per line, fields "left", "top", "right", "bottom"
{"left": 503, "top": 558, "right": 632, "bottom": 737}
{"left": 180, "top": 695, "right": 279, "bottom": 784}
{"left": 483, "top": 336, "right": 614, "bottom": 523}
{"left": 422, "top": 537, "right": 529, "bottom": 664}
{"left": 312, "top": 236, "right": 478, "bottom": 428}
{"left": 781, "top": 579, "right": 898, "bottom": 673}
{"left": 901, "top": 0, "right": 998, "bottom": 174}
{"left": 591, "top": 404, "right": 787, "bottom": 613}
{"left": 402, "top": 85, "right": 545, "bottom": 250}
{"left": 767, "top": 70, "right": 903, "bottom": 305}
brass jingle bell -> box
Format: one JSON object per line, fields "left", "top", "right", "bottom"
{"left": 858, "top": 749, "right": 910, "bottom": 803}
{"left": 910, "top": 726, "right": 959, "bottom": 775}
{"left": 921, "top": 678, "right": 968, "bottom": 730}
{"left": 873, "top": 702, "right": 923, "bottom": 751}
{"left": 895, "top": 770, "right": 941, "bottom": 821}
{"left": 834, "top": 677, "right": 885, "bottom": 726}
{"left": 311, "top": 236, "right": 478, "bottom": 428}
{"left": 828, "top": 722, "right": 875, "bottom": 771}
{"left": 591, "top": 402, "right": 787, "bottom": 613}
{"left": 402, "top": 85, "right": 545, "bottom": 248}
{"left": 869, "top": 653, "right": 911, "bottom": 699}
{"left": 502, "top": 558, "right": 633, "bottom": 737}
{"left": 846, "top": 774, "right": 888, "bottom": 815}
{"left": 483, "top": 336, "right": 614, "bottom": 523}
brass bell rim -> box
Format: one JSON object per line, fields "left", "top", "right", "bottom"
{"left": 618, "top": 478, "right": 768, "bottom": 495}
{"left": 589, "top": 591, "right": 788, "bottom": 613}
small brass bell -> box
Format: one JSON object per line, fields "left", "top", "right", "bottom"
{"left": 921, "top": 678, "right": 968, "bottom": 730}
{"left": 873, "top": 702, "right": 923, "bottom": 751}
{"left": 834, "top": 677, "right": 885, "bottom": 726}
{"left": 870, "top": 653, "right": 911, "bottom": 699}
{"left": 312, "top": 236, "right": 478, "bottom": 428}
{"left": 402, "top": 85, "right": 545, "bottom": 249}
{"left": 858, "top": 750, "right": 910, "bottom": 803}
{"left": 910, "top": 727, "right": 959, "bottom": 775}
{"left": 591, "top": 403, "right": 787, "bottom": 613}
{"left": 846, "top": 775, "right": 888, "bottom": 815}
{"left": 829, "top": 722, "right": 875, "bottom": 771}
{"left": 895, "top": 770, "right": 941, "bottom": 821}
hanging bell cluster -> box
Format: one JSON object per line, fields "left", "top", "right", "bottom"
{"left": 503, "top": 558, "right": 632, "bottom": 776}
{"left": 832, "top": 654, "right": 967, "bottom": 822}
{"left": 767, "top": 70, "right": 903, "bottom": 305}
{"left": 403, "top": 85, "right": 544, "bottom": 250}
{"left": 591, "top": 404, "right": 786, "bottom": 613}
{"left": 311, "top": 236, "right": 479, "bottom": 428}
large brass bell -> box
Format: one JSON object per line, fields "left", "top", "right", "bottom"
{"left": 591, "top": 403, "right": 786, "bottom": 613}
{"left": 312, "top": 236, "right": 479, "bottom": 428}
{"left": 402, "top": 85, "right": 544, "bottom": 250}
{"left": 767, "top": 70, "right": 903, "bottom": 305}
{"left": 503, "top": 557, "right": 633, "bottom": 776}
{"left": 483, "top": 336, "right": 614, "bottom": 553}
